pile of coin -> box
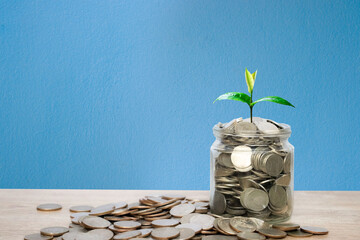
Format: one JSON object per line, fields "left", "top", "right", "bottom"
{"left": 210, "top": 117, "right": 294, "bottom": 222}
{"left": 26, "top": 194, "right": 328, "bottom": 240}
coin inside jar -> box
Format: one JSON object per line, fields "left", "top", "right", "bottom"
{"left": 231, "top": 146, "right": 253, "bottom": 172}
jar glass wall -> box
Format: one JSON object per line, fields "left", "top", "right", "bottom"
{"left": 210, "top": 118, "right": 294, "bottom": 223}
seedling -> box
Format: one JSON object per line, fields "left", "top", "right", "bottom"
{"left": 214, "top": 68, "right": 295, "bottom": 123}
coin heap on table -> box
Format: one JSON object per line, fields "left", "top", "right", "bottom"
{"left": 26, "top": 194, "right": 328, "bottom": 239}
{"left": 211, "top": 117, "right": 294, "bottom": 222}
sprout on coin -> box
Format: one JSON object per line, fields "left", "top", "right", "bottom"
{"left": 214, "top": 68, "right": 295, "bottom": 123}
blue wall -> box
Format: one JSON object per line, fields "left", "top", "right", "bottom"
{"left": 1, "top": 1, "right": 359, "bottom": 190}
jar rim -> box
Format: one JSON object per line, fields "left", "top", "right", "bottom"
{"left": 212, "top": 122, "right": 292, "bottom": 138}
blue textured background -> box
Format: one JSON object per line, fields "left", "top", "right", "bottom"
{"left": 1, "top": 1, "right": 359, "bottom": 190}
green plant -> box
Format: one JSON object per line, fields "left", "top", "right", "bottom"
{"left": 214, "top": 68, "right": 295, "bottom": 123}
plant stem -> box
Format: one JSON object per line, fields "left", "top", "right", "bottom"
{"left": 250, "top": 92, "right": 253, "bottom": 123}
{"left": 250, "top": 106, "right": 253, "bottom": 123}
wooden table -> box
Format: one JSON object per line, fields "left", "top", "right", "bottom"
{"left": 0, "top": 190, "right": 359, "bottom": 240}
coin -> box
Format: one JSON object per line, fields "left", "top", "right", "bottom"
{"left": 40, "top": 226, "right": 69, "bottom": 237}
{"left": 203, "top": 235, "right": 238, "bottom": 240}
{"left": 275, "top": 174, "right": 291, "bottom": 186}
{"left": 231, "top": 146, "right": 253, "bottom": 172}
{"left": 62, "top": 232, "right": 79, "bottom": 240}
{"left": 255, "top": 121, "right": 279, "bottom": 133}
{"left": 181, "top": 213, "right": 200, "bottom": 224}
{"left": 90, "top": 204, "right": 114, "bottom": 216}
{"left": 114, "top": 220, "right": 141, "bottom": 229}
{"left": 174, "top": 228, "right": 195, "bottom": 240}
{"left": 114, "top": 202, "right": 128, "bottom": 209}
{"left": 69, "top": 205, "right": 93, "bottom": 213}
{"left": 287, "top": 229, "right": 313, "bottom": 237}
{"left": 235, "top": 122, "right": 257, "bottom": 134}
{"left": 237, "top": 232, "right": 265, "bottom": 240}
{"left": 162, "top": 194, "right": 186, "bottom": 200}
{"left": 272, "top": 223, "right": 299, "bottom": 231}
{"left": 188, "top": 214, "right": 215, "bottom": 230}
{"left": 262, "top": 153, "right": 284, "bottom": 177}
{"left": 152, "top": 219, "right": 180, "bottom": 227}
{"left": 240, "top": 188, "right": 269, "bottom": 212}
{"left": 113, "top": 230, "right": 142, "bottom": 240}
{"left": 229, "top": 217, "right": 256, "bottom": 232}
{"left": 151, "top": 227, "right": 180, "bottom": 240}
{"left": 170, "top": 204, "right": 195, "bottom": 217}
{"left": 257, "top": 228, "right": 286, "bottom": 239}
{"left": 300, "top": 226, "right": 329, "bottom": 235}
{"left": 217, "top": 218, "right": 237, "bottom": 236}
{"left": 210, "top": 191, "right": 226, "bottom": 215}
{"left": 87, "top": 229, "right": 114, "bottom": 240}
{"left": 24, "top": 233, "right": 53, "bottom": 240}
{"left": 81, "top": 216, "right": 111, "bottom": 229}
{"left": 138, "top": 228, "right": 152, "bottom": 237}
{"left": 37, "top": 203, "right": 62, "bottom": 211}
{"left": 269, "top": 185, "right": 287, "bottom": 209}
{"left": 175, "top": 223, "right": 202, "bottom": 234}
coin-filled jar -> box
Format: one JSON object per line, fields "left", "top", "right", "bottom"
{"left": 210, "top": 117, "right": 294, "bottom": 223}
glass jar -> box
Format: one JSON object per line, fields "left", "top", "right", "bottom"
{"left": 210, "top": 117, "right": 294, "bottom": 223}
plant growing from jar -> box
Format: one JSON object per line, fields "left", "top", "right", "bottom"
{"left": 214, "top": 68, "right": 295, "bottom": 122}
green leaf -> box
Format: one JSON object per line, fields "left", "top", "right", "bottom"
{"left": 245, "top": 68, "right": 254, "bottom": 94}
{"left": 213, "top": 92, "right": 251, "bottom": 105}
{"left": 251, "top": 96, "right": 295, "bottom": 107}
{"left": 252, "top": 70, "right": 257, "bottom": 82}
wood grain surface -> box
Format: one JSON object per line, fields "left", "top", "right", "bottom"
{"left": 0, "top": 190, "right": 359, "bottom": 239}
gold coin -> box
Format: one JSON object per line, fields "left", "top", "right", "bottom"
{"left": 287, "top": 229, "right": 313, "bottom": 237}
{"left": 300, "top": 226, "right": 329, "bottom": 235}
{"left": 69, "top": 205, "right": 93, "bottom": 213}
{"left": 114, "top": 221, "right": 141, "bottom": 229}
{"left": 175, "top": 223, "right": 202, "bottom": 234}
{"left": 40, "top": 226, "right": 69, "bottom": 237}
{"left": 217, "top": 218, "right": 237, "bottom": 236}
{"left": 81, "top": 216, "right": 111, "bottom": 229}
{"left": 170, "top": 204, "right": 195, "bottom": 217}
{"left": 257, "top": 228, "right": 286, "bottom": 239}
{"left": 237, "top": 232, "right": 265, "bottom": 240}
{"left": 152, "top": 219, "right": 180, "bottom": 227}
{"left": 37, "top": 203, "right": 62, "bottom": 211}
{"left": 174, "top": 228, "right": 195, "bottom": 240}
{"left": 24, "top": 233, "right": 53, "bottom": 240}
{"left": 151, "top": 227, "right": 180, "bottom": 240}
{"left": 272, "top": 223, "right": 299, "bottom": 231}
